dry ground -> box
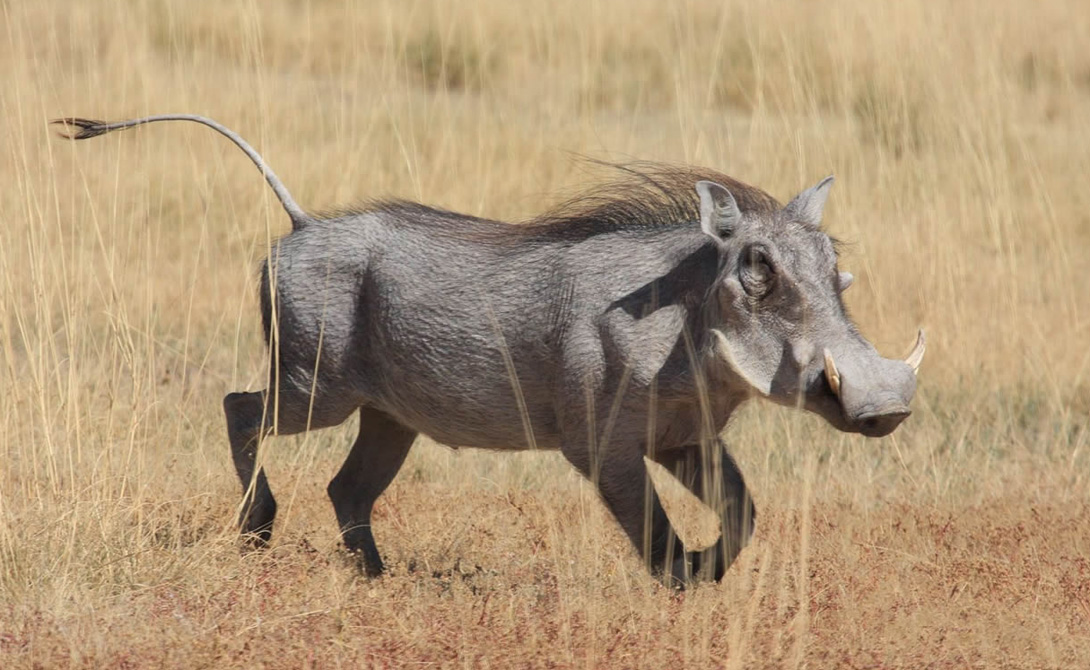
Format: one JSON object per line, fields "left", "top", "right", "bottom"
{"left": 2, "top": 0, "right": 1090, "bottom": 667}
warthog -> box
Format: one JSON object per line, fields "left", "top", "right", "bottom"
{"left": 54, "top": 114, "right": 924, "bottom": 585}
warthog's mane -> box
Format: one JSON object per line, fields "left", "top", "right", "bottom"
{"left": 523, "top": 161, "right": 782, "bottom": 236}
{"left": 324, "top": 162, "right": 781, "bottom": 241}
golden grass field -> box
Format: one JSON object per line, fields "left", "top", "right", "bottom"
{"left": 3, "top": 0, "right": 1090, "bottom": 666}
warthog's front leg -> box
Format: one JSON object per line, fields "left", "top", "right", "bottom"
{"left": 652, "top": 439, "right": 756, "bottom": 581}
{"left": 327, "top": 407, "right": 416, "bottom": 577}
{"left": 561, "top": 439, "right": 700, "bottom": 586}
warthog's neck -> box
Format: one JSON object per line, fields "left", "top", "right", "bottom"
{"left": 646, "top": 335, "right": 750, "bottom": 444}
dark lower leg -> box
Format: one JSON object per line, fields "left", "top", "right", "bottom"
{"left": 224, "top": 391, "right": 276, "bottom": 546}
{"left": 224, "top": 386, "right": 356, "bottom": 547}
{"left": 567, "top": 446, "right": 689, "bottom": 584}
{"left": 327, "top": 407, "right": 416, "bottom": 577}
{"left": 654, "top": 440, "right": 756, "bottom": 581}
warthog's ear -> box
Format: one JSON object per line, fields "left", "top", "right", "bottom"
{"left": 784, "top": 175, "right": 835, "bottom": 228}
{"left": 696, "top": 180, "right": 742, "bottom": 239}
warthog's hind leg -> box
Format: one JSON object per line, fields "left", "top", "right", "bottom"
{"left": 653, "top": 439, "right": 756, "bottom": 582}
{"left": 223, "top": 391, "right": 278, "bottom": 548}
{"left": 224, "top": 387, "right": 361, "bottom": 548}
{"left": 327, "top": 407, "right": 416, "bottom": 577}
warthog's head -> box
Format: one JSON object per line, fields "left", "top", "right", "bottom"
{"left": 697, "top": 178, "right": 923, "bottom": 437}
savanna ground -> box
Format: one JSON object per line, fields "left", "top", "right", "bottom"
{"left": 2, "top": 0, "right": 1090, "bottom": 667}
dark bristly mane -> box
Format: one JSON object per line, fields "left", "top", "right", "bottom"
{"left": 525, "top": 161, "right": 782, "bottom": 234}
{"left": 322, "top": 162, "right": 782, "bottom": 241}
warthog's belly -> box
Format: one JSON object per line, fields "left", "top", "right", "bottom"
{"left": 374, "top": 387, "right": 563, "bottom": 451}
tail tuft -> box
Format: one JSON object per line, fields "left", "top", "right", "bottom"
{"left": 51, "top": 118, "right": 111, "bottom": 140}
{"left": 50, "top": 113, "right": 309, "bottom": 228}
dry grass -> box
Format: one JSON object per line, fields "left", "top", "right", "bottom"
{"left": 2, "top": 0, "right": 1090, "bottom": 667}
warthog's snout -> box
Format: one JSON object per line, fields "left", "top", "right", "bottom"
{"left": 821, "top": 330, "right": 924, "bottom": 437}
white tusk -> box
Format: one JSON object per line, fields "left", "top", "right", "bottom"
{"left": 905, "top": 329, "right": 926, "bottom": 375}
{"left": 823, "top": 348, "right": 841, "bottom": 398}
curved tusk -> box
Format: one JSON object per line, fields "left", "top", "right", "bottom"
{"left": 823, "top": 348, "right": 841, "bottom": 398}
{"left": 905, "top": 329, "right": 926, "bottom": 374}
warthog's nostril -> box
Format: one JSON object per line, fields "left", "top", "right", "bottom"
{"left": 857, "top": 409, "right": 911, "bottom": 437}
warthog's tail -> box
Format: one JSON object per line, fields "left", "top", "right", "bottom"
{"left": 51, "top": 114, "right": 309, "bottom": 230}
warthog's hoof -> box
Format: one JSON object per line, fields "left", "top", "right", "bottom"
{"left": 238, "top": 499, "right": 277, "bottom": 551}
{"left": 338, "top": 545, "right": 386, "bottom": 578}
{"left": 665, "top": 547, "right": 730, "bottom": 589}
{"left": 239, "top": 529, "right": 273, "bottom": 551}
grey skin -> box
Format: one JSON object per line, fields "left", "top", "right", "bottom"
{"left": 54, "top": 115, "right": 925, "bottom": 586}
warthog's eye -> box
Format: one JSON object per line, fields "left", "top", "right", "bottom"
{"left": 739, "top": 244, "right": 775, "bottom": 298}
